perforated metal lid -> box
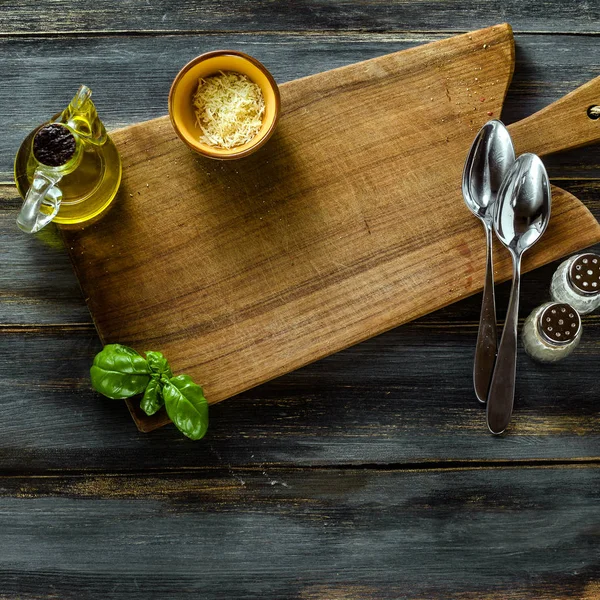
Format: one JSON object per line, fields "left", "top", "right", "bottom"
{"left": 568, "top": 253, "right": 600, "bottom": 296}
{"left": 538, "top": 303, "right": 580, "bottom": 346}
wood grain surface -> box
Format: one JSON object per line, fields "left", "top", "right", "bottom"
{"left": 2, "top": 3, "right": 600, "bottom": 598}
{"left": 0, "top": 466, "right": 599, "bottom": 599}
{"left": 60, "top": 25, "right": 600, "bottom": 433}
{"left": 3, "top": 0, "right": 598, "bottom": 33}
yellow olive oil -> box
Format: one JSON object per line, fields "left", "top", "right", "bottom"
{"left": 14, "top": 86, "right": 122, "bottom": 227}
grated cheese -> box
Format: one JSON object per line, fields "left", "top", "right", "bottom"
{"left": 192, "top": 71, "right": 265, "bottom": 149}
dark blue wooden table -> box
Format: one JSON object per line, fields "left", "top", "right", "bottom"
{"left": 1, "top": 2, "right": 600, "bottom": 598}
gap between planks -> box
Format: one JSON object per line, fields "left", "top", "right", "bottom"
{"left": 2, "top": 458, "right": 600, "bottom": 480}
{"left": 0, "top": 29, "right": 599, "bottom": 40}
{"left": 0, "top": 324, "right": 95, "bottom": 332}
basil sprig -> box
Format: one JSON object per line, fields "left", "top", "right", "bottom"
{"left": 90, "top": 344, "right": 208, "bottom": 440}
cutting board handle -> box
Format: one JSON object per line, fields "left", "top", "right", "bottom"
{"left": 508, "top": 75, "right": 600, "bottom": 157}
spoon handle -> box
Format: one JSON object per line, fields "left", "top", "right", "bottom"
{"left": 487, "top": 256, "right": 521, "bottom": 434}
{"left": 473, "top": 224, "right": 498, "bottom": 403}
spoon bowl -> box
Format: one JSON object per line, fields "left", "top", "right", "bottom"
{"left": 463, "top": 120, "right": 516, "bottom": 223}
{"left": 494, "top": 153, "right": 551, "bottom": 255}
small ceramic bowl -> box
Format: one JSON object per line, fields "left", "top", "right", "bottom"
{"left": 169, "top": 50, "right": 280, "bottom": 160}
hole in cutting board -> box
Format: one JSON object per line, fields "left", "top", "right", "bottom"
{"left": 587, "top": 105, "right": 600, "bottom": 120}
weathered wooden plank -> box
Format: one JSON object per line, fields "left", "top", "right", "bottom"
{"left": 1, "top": 0, "right": 598, "bottom": 34}
{"left": 3, "top": 305, "right": 600, "bottom": 471}
{"left": 0, "top": 188, "right": 92, "bottom": 325}
{"left": 4, "top": 179, "right": 598, "bottom": 326}
{"left": 1, "top": 33, "right": 599, "bottom": 181}
{"left": 0, "top": 467, "right": 599, "bottom": 598}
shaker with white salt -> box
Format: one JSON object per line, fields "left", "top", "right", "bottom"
{"left": 550, "top": 253, "right": 600, "bottom": 315}
{"left": 522, "top": 302, "right": 582, "bottom": 363}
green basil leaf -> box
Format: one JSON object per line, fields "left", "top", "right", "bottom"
{"left": 163, "top": 375, "right": 209, "bottom": 440}
{"left": 146, "top": 351, "right": 172, "bottom": 378}
{"left": 140, "top": 378, "right": 164, "bottom": 416}
{"left": 90, "top": 344, "right": 150, "bottom": 399}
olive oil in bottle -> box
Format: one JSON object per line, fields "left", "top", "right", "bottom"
{"left": 15, "top": 85, "right": 121, "bottom": 232}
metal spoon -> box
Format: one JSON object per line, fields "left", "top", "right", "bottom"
{"left": 487, "top": 153, "right": 551, "bottom": 434}
{"left": 462, "top": 120, "right": 516, "bottom": 403}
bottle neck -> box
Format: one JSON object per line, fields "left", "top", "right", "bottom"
{"left": 32, "top": 124, "right": 83, "bottom": 177}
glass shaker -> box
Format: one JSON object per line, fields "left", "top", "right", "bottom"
{"left": 550, "top": 253, "right": 600, "bottom": 314}
{"left": 522, "top": 302, "right": 582, "bottom": 363}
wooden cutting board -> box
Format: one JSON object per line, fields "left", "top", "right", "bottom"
{"left": 61, "top": 24, "right": 600, "bottom": 432}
